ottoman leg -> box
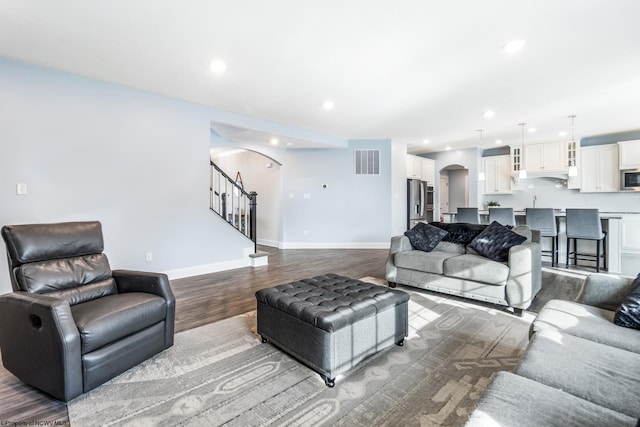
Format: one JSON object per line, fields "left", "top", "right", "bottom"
{"left": 322, "top": 375, "right": 335, "bottom": 388}
{"left": 396, "top": 338, "right": 405, "bottom": 346}
{"left": 261, "top": 336, "right": 269, "bottom": 343}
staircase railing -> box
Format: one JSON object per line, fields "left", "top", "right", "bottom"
{"left": 210, "top": 161, "right": 257, "bottom": 252}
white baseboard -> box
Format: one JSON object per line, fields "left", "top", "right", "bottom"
{"left": 280, "top": 241, "right": 390, "bottom": 249}
{"left": 164, "top": 258, "right": 250, "bottom": 280}
{"left": 257, "top": 238, "right": 282, "bottom": 248}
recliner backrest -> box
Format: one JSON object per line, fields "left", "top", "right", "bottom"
{"left": 1, "top": 221, "right": 117, "bottom": 305}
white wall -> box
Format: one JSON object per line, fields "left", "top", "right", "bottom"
{"left": 280, "top": 139, "right": 393, "bottom": 247}
{"left": 0, "top": 58, "right": 254, "bottom": 293}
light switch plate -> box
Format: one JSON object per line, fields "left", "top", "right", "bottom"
{"left": 16, "top": 183, "right": 28, "bottom": 195}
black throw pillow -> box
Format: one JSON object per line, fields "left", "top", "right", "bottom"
{"left": 404, "top": 223, "right": 449, "bottom": 252}
{"left": 468, "top": 221, "right": 527, "bottom": 262}
{"left": 430, "top": 222, "right": 486, "bottom": 245}
{"left": 614, "top": 273, "right": 640, "bottom": 330}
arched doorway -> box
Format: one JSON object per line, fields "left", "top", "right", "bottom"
{"left": 439, "top": 164, "right": 469, "bottom": 221}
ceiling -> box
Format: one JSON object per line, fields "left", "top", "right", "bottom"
{"left": 2, "top": 0, "right": 639, "bottom": 153}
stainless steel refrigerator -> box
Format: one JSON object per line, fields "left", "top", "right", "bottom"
{"left": 407, "top": 179, "right": 434, "bottom": 229}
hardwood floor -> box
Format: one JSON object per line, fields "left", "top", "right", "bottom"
{"left": 0, "top": 246, "right": 593, "bottom": 424}
{"left": 0, "top": 246, "right": 389, "bottom": 424}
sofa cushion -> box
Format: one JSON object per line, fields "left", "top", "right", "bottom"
{"left": 532, "top": 299, "right": 640, "bottom": 354}
{"left": 614, "top": 273, "right": 640, "bottom": 329}
{"left": 468, "top": 221, "right": 527, "bottom": 262}
{"left": 465, "top": 371, "right": 637, "bottom": 427}
{"left": 443, "top": 254, "right": 510, "bottom": 285}
{"left": 71, "top": 292, "right": 168, "bottom": 354}
{"left": 395, "top": 250, "right": 459, "bottom": 275}
{"left": 404, "top": 222, "right": 448, "bottom": 252}
{"left": 515, "top": 330, "right": 640, "bottom": 419}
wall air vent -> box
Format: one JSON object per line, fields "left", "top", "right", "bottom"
{"left": 354, "top": 149, "right": 380, "bottom": 175}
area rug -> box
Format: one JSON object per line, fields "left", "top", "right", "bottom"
{"left": 67, "top": 278, "right": 534, "bottom": 426}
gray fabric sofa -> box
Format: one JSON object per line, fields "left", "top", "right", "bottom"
{"left": 385, "top": 223, "right": 542, "bottom": 314}
{"left": 465, "top": 273, "right": 640, "bottom": 427}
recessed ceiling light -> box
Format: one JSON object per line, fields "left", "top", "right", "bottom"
{"left": 270, "top": 138, "right": 279, "bottom": 145}
{"left": 559, "top": 131, "right": 568, "bottom": 137}
{"left": 322, "top": 100, "right": 335, "bottom": 110}
{"left": 210, "top": 60, "right": 227, "bottom": 73}
{"left": 495, "top": 139, "right": 503, "bottom": 145}
{"left": 528, "top": 127, "right": 537, "bottom": 133}
{"left": 423, "top": 139, "right": 430, "bottom": 144}
{"left": 503, "top": 40, "right": 526, "bottom": 53}
{"left": 484, "top": 110, "right": 495, "bottom": 118}
{"left": 445, "top": 146, "right": 452, "bottom": 151}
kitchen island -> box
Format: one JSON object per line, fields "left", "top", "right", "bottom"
{"left": 440, "top": 210, "right": 640, "bottom": 275}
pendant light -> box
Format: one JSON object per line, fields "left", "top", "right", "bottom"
{"left": 477, "top": 129, "right": 486, "bottom": 181}
{"left": 518, "top": 123, "right": 528, "bottom": 179}
{"left": 568, "top": 115, "right": 579, "bottom": 177}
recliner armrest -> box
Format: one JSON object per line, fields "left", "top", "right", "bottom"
{"left": 578, "top": 273, "right": 635, "bottom": 311}
{"left": 112, "top": 269, "right": 176, "bottom": 347}
{"left": 0, "top": 292, "right": 82, "bottom": 401}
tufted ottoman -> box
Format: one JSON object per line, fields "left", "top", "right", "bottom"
{"left": 255, "top": 274, "right": 409, "bottom": 387}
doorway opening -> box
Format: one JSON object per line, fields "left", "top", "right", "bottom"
{"left": 439, "top": 164, "right": 469, "bottom": 221}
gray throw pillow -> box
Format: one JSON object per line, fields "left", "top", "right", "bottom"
{"left": 404, "top": 223, "right": 449, "bottom": 252}
{"left": 468, "top": 221, "right": 527, "bottom": 262}
{"left": 614, "top": 273, "right": 640, "bottom": 330}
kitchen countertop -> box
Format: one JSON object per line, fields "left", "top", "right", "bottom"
{"left": 442, "top": 210, "right": 640, "bottom": 220}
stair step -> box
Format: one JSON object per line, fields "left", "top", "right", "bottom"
{"left": 249, "top": 251, "right": 269, "bottom": 267}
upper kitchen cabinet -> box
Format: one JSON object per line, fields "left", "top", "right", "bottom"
{"left": 618, "top": 140, "right": 640, "bottom": 169}
{"left": 421, "top": 158, "right": 435, "bottom": 184}
{"left": 483, "top": 155, "right": 512, "bottom": 194}
{"left": 406, "top": 155, "right": 422, "bottom": 179}
{"left": 524, "top": 141, "right": 567, "bottom": 173}
{"left": 580, "top": 144, "right": 619, "bottom": 192}
{"left": 406, "top": 154, "right": 435, "bottom": 184}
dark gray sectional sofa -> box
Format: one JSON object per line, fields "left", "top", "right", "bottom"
{"left": 465, "top": 273, "right": 640, "bottom": 427}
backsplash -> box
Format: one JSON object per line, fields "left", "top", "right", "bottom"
{"left": 481, "top": 177, "right": 640, "bottom": 212}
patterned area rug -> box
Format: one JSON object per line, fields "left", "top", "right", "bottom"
{"left": 67, "top": 278, "right": 534, "bottom": 426}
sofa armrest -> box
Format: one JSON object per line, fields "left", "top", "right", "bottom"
{"left": 113, "top": 270, "right": 176, "bottom": 347}
{"left": 0, "top": 292, "right": 82, "bottom": 401}
{"left": 578, "top": 273, "right": 635, "bottom": 311}
{"left": 505, "top": 242, "right": 542, "bottom": 309}
{"left": 385, "top": 235, "right": 413, "bottom": 283}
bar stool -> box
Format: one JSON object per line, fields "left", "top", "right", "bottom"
{"left": 526, "top": 208, "right": 558, "bottom": 266}
{"left": 456, "top": 207, "right": 480, "bottom": 224}
{"left": 565, "top": 208, "right": 607, "bottom": 272}
{"left": 489, "top": 207, "right": 516, "bottom": 226}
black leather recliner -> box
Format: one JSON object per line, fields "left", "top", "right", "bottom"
{"left": 0, "top": 221, "right": 175, "bottom": 401}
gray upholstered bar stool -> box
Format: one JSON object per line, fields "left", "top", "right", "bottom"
{"left": 456, "top": 207, "right": 480, "bottom": 224}
{"left": 489, "top": 207, "right": 516, "bottom": 226}
{"left": 565, "top": 208, "right": 607, "bottom": 272}
{"left": 525, "top": 208, "right": 558, "bottom": 266}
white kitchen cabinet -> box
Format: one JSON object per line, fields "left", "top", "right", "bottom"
{"left": 406, "top": 155, "right": 422, "bottom": 179}
{"left": 421, "top": 158, "right": 435, "bottom": 184}
{"left": 483, "top": 155, "right": 512, "bottom": 194}
{"left": 580, "top": 144, "right": 619, "bottom": 192}
{"left": 524, "top": 141, "right": 567, "bottom": 173}
{"left": 618, "top": 140, "right": 640, "bottom": 169}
